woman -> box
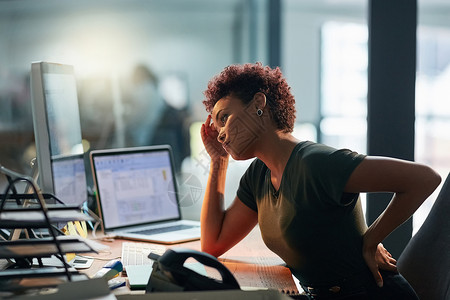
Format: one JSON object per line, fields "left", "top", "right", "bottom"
{"left": 200, "top": 63, "right": 441, "bottom": 299}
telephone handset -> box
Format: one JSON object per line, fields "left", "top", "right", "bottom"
{"left": 145, "top": 247, "right": 240, "bottom": 293}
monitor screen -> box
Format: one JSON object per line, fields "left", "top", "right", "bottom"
{"left": 92, "top": 148, "right": 180, "bottom": 229}
{"left": 30, "top": 62, "right": 87, "bottom": 206}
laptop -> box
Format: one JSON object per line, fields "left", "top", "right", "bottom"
{"left": 90, "top": 145, "right": 201, "bottom": 244}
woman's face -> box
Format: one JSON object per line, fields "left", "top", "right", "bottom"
{"left": 211, "top": 95, "right": 266, "bottom": 160}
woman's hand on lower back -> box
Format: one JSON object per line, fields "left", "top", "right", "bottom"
{"left": 363, "top": 238, "right": 398, "bottom": 288}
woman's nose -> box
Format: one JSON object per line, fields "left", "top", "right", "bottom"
{"left": 217, "top": 129, "right": 225, "bottom": 143}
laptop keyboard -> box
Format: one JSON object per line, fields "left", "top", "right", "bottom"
{"left": 130, "top": 224, "right": 197, "bottom": 235}
{"left": 121, "top": 242, "right": 166, "bottom": 270}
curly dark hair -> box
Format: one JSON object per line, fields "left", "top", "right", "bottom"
{"left": 203, "top": 62, "right": 296, "bottom": 133}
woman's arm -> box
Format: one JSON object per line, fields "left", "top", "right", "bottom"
{"left": 200, "top": 116, "right": 258, "bottom": 257}
{"left": 345, "top": 156, "right": 441, "bottom": 286}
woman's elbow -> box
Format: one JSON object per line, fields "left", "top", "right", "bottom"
{"left": 200, "top": 237, "right": 223, "bottom": 258}
{"left": 200, "top": 243, "right": 215, "bottom": 257}
{"left": 421, "top": 165, "right": 441, "bottom": 194}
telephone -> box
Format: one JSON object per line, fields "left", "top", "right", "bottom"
{"left": 145, "top": 247, "right": 240, "bottom": 293}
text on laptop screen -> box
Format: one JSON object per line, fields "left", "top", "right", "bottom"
{"left": 94, "top": 150, "right": 180, "bottom": 229}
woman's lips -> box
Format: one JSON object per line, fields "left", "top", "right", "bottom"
{"left": 222, "top": 141, "right": 230, "bottom": 151}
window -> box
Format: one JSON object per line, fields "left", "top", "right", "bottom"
{"left": 320, "top": 21, "right": 368, "bottom": 154}
{"left": 320, "top": 21, "right": 368, "bottom": 213}
{"left": 321, "top": 21, "right": 450, "bottom": 234}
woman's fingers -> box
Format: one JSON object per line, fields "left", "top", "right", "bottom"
{"left": 200, "top": 114, "right": 229, "bottom": 159}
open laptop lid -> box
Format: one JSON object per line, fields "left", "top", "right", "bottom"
{"left": 90, "top": 145, "right": 182, "bottom": 233}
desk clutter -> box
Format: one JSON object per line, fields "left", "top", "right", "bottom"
{"left": 0, "top": 164, "right": 106, "bottom": 298}
{"left": 121, "top": 241, "right": 166, "bottom": 272}
{"left": 123, "top": 245, "right": 306, "bottom": 299}
{"left": 0, "top": 164, "right": 303, "bottom": 299}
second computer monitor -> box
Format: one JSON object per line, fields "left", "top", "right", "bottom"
{"left": 30, "top": 61, "right": 87, "bottom": 206}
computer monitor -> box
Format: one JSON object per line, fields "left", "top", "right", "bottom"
{"left": 30, "top": 62, "right": 87, "bottom": 206}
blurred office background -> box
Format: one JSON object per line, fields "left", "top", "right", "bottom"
{"left": 0, "top": 0, "right": 449, "bottom": 236}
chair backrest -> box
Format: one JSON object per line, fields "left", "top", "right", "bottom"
{"left": 397, "top": 173, "right": 450, "bottom": 300}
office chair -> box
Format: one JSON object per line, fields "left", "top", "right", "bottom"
{"left": 397, "top": 173, "right": 450, "bottom": 300}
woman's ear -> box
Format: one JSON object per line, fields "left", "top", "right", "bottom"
{"left": 253, "top": 92, "right": 266, "bottom": 110}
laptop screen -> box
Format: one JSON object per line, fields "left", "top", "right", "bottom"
{"left": 91, "top": 146, "right": 181, "bottom": 230}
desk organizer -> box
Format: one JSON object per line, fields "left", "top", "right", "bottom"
{"left": 0, "top": 164, "right": 97, "bottom": 294}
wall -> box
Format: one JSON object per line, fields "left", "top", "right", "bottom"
{"left": 0, "top": 0, "right": 240, "bottom": 122}
{"left": 283, "top": 1, "right": 367, "bottom": 126}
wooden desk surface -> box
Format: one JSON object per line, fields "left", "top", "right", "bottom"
{"left": 85, "top": 227, "right": 298, "bottom": 294}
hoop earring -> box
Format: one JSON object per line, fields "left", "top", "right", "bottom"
{"left": 256, "top": 109, "right": 263, "bottom": 117}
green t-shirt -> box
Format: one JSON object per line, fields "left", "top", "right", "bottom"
{"left": 237, "top": 141, "right": 367, "bottom": 285}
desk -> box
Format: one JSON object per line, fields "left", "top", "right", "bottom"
{"left": 85, "top": 227, "right": 299, "bottom": 294}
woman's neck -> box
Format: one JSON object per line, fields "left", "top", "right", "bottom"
{"left": 255, "top": 132, "right": 300, "bottom": 180}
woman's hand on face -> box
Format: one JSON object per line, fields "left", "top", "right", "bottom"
{"left": 200, "top": 115, "right": 229, "bottom": 161}
{"left": 363, "top": 240, "right": 397, "bottom": 288}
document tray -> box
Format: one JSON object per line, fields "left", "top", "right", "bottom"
{"left": 0, "top": 235, "right": 98, "bottom": 258}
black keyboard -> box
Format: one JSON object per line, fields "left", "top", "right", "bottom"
{"left": 131, "top": 224, "right": 197, "bottom": 235}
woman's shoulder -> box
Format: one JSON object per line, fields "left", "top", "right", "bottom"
{"left": 295, "top": 140, "right": 337, "bottom": 153}
{"left": 239, "top": 158, "right": 268, "bottom": 194}
{"left": 246, "top": 157, "right": 268, "bottom": 174}
{"left": 289, "top": 141, "right": 365, "bottom": 172}
{"left": 291, "top": 141, "right": 335, "bottom": 161}
{"left": 293, "top": 141, "right": 362, "bottom": 159}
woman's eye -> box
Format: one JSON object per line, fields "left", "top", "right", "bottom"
{"left": 221, "top": 114, "right": 229, "bottom": 125}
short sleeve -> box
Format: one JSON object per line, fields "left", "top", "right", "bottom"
{"left": 303, "top": 146, "right": 366, "bottom": 206}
